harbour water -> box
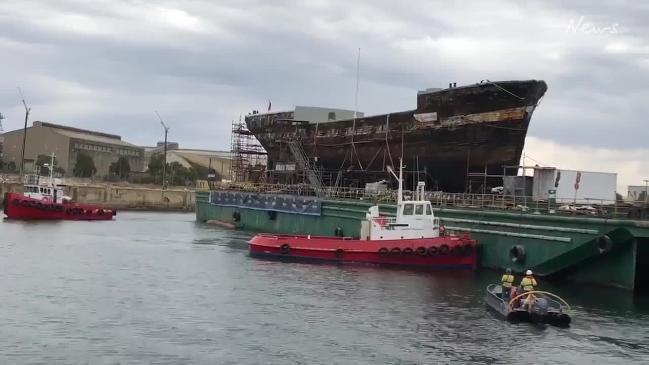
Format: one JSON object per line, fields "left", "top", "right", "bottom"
{"left": 1, "top": 212, "right": 648, "bottom": 364}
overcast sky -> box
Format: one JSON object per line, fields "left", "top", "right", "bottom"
{"left": 0, "top": 0, "right": 647, "bottom": 190}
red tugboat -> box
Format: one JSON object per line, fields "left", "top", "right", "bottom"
{"left": 249, "top": 161, "right": 477, "bottom": 269}
{"left": 3, "top": 156, "right": 115, "bottom": 221}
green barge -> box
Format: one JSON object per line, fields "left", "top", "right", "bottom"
{"left": 196, "top": 190, "right": 649, "bottom": 291}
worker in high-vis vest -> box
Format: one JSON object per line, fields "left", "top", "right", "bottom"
{"left": 520, "top": 270, "right": 538, "bottom": 292}
{"left": 501, "top": 268, "right": 515, "bottom": 299}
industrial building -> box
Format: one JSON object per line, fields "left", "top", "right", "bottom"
{"left": 2, "top": 121, "right": 144, "bottom": 176}
{"left": 627, "top": 185, "right": 649, "bottom": 202}
{"left": 142, "top": 142, "right": 231, "bottom": 180}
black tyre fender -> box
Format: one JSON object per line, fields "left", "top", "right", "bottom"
{"left": 597, "top": 235, "right": 613, "bottom": 254}
{"left": 428, "top": 246, "right": 438, "bottom": 256}
{"left": 232, "top": 211, "right": 241, "bottom": 222}
{"left": 335, "top": 248, "right": 344, "bottom": 258}
{"left": 451, "top": 245, "right": 464, "bottom": 256}
{"left": 415, "top": 246, "right": 427, "bottom": 256}
{"left": 378, "top": 247, "right": 389, "bottom": 256}
{"left": 438, "top": 244, "right": 450, "bottom": 255}
{"left": 509, "top": 245, "right": 526, "bottom": 264}
{"left": 402, "top": 247, "right": 414, "bottom": 255}
{"left": 279, "top": 244, "right": 290, "bottom": 254}
{"left": 390, "top": 247, "right": 401, "bottom": 255}
{"left": 12, "top": 199, "right": 20, "bottom": 206}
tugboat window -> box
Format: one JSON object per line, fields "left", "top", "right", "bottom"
{"left": 426, "top": 205, "right": 432, "bottom": 215}
{"left": 415, "top": 204, "right": 424, "bottom": 215}
{"left": 403, "top": 204, "right": 414, "bottom": 215}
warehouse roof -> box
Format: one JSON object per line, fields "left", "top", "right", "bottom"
{"left": 15, "top": 121, "right": 142, "bottom": 148}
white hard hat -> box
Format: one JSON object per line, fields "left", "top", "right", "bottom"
{"left": 526, "top": 270, "right": 533, "bottom": 275}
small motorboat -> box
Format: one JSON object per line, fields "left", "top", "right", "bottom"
{"left": 248, "top": 159, "right": 478, "bottom": 270}
{"left": 485, "top": 284, "right": 571, "bottom": 327}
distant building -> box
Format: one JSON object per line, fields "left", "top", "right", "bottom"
{"left": 2, "top": 121, "right": 144, "bottom": 176}
{"left": 142, "top": 142, "right": 231, "bottom": 179}
{"left": 628, "top": 185, "right": 649, "bottom": 202}
{"left": 143, "top": 141, "right": 179, "bottom": 170}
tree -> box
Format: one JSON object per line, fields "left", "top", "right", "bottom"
{"left": 109, "top": 157, "right": 131, "bottom": 179}
{"left": 147, "top": 153, "right": 165, "bottom": 183}
{"left": 73, "top": 153, "right": 96, "bottom": 177}
{"left": 146, "top": 154, "right": 199, "bottom": 186}
{"left": 166, "top": 162, "right": 199, "bottom": 186}
{"left": 6, "top": 161, "right": 16, "bottom": 172}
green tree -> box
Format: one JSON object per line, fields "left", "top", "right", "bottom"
{"left": 109, "top": 157, "right": 131, "bottom": 179}
{"left": 146, "top": 154, "right": 199, "bottom": 186}
{"left": 73, "top": 153, "right": 96, "bottom": 177}
{"left": 166, "top": 162, "right": 198, "bottom": 186}
{"left": 147, "top": 153, "right": 165, "bottom": 183}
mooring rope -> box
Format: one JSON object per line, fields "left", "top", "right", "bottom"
{"left": 481, "top": 79, "right": 525, "bottom": 100}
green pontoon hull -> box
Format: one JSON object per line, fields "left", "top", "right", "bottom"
{"left": 196, "top": 191, "right": 649, "bottom": 291}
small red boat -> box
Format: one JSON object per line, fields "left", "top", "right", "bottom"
{"left": 3, "top": 171, "right": 115, "bottom": 221}
{"left": 249, "top": 161, "right": 477, "bottom": 269}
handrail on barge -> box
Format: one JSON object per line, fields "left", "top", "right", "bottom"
{"left": 202, "top": 181, "right": 648, "bottom": 220}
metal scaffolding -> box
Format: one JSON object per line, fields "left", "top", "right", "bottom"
{"left": 229, "top": 119, "right": 267, "bottom": 183}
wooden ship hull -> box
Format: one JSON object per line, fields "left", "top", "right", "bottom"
{"left": 245, "top": 80, "right": 547, "bottom": 192}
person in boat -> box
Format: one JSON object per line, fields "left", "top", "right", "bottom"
{"left": 520, "top": 270, "right": 538, "bottom": 293}
{"left": 501, "top": 268, "right": 515, "bottom": 300}
{"left": 519, "top": 270, "right": 538, "bottom": 310}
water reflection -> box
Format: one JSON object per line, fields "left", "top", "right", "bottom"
{"left": 0, "top": 212, "right": 647, "bottom": 364}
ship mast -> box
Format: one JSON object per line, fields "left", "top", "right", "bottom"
{"left": 398, "top": 158, "right": 403, "bottom": 205}
{"left": 49, "top": 153, "right": 55, "bottom": 186}
{"left": 353, "top": 47, "right": 360, "bottom": 119}
{"left": 387, "top": 158, "right": 404, "bottom": 205}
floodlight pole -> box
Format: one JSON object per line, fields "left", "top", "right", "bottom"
{"left": 155, "top": 111, "right": 170, "bottom": 189}
{"left": 18, "top": 88, "right": 31, "bottom": 176}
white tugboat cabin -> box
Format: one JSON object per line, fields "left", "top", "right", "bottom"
{"left": 361, "top": 160, "right": 441, "bottom": 240}
{"left": 22, "top": 154, "right": 68, "bottom": 205}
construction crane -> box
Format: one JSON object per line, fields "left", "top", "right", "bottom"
{"left": 0, "top": 112, "right": 4, "bottom": 131}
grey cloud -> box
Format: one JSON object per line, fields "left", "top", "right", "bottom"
{"left": 0, "top": 0, "right": 647, "bottom": 152}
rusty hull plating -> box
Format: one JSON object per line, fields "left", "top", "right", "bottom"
{"left": 246, "top": 80, "right": 548, "bottom": 192}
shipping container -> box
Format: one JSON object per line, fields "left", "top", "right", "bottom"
{"left": 532, "top": 167, "right": 617, "bottom": 205}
